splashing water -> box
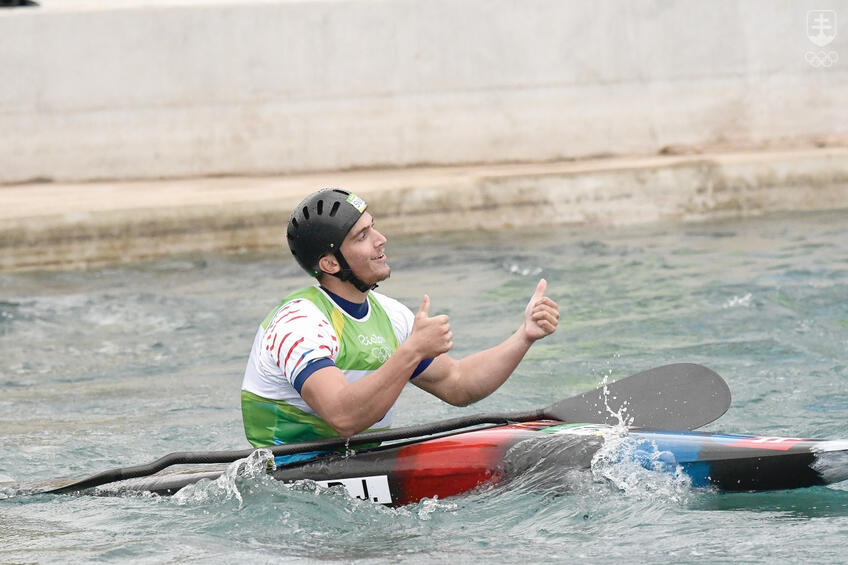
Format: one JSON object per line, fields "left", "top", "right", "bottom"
{"left": 599, "top": 372, "right": 635, "bottom": 428}
{"left": 172, "top": 449, "right": 274, "bottom": 508}
{"left": 585, "top": 376, "right": 693, "bottom": 501}
{"left": 589, "top": 429, "right": 693, "bottom": 502}
{"left": 416, "top": 496, "right": 458, "bottom": 520}
{"left": 344, "top": 437, "right": 357, "bottom": 458}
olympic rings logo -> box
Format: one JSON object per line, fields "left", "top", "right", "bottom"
{"left": 371, "top": 346, "right": 391, "bottom": 363}
{"left": 805, "top": 50, "right": 839, "bottom": 68}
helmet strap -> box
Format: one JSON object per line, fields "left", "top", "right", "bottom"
{"left": 331, "top": 251, "right": 378, "bottom": 293}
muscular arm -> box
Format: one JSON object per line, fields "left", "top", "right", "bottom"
{"left": 413, "top": 279, "right": 559, "bottom": 406}
{"left": 300, "top": 295, "right": 452, "bottom": 437}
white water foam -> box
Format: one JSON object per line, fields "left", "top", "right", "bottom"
{"left": 415, "top": 495, "right": 459, "bottom": 520}
{"left": 811, "top": 441, "right": 848, "bottom": 485}
{"left": 589, "top": 429, "right": 693, "bottom": 502}
{"left": 723, "top": 293, "right": 753, "bottom": 308}
{"left": 502, "top": 262, "right": 543, "bottom": 276}
{"left": 172, "top": 449, "right": 275, "bottom": 508}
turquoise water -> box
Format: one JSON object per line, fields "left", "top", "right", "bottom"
{"left": 1, "top": 209, "right": 847, "bottom": 563}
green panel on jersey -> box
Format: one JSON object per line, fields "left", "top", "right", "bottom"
{"left": 241, "top": 390, "right": 385, "bottom": 448}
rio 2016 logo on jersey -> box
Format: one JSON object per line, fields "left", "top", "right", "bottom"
{"left": 358, "top": 334, "right": 385, "bottom": 346}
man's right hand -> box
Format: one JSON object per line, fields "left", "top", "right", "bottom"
{"left": 408, "top": 295, "right": 453, "bottom": 359}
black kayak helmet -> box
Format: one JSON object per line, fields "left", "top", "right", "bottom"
{"left": 286, "top": 188, "right": 377, "bottom": 292}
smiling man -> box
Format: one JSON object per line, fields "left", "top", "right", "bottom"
{"left": 240, "top": 188, "right": 559, "bottom": 463}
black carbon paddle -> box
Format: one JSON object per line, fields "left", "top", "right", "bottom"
{"left": 39, "top": 363, "right": 729, "bottom": 495}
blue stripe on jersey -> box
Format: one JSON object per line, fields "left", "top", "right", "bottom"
{"left": 411, "top": 358, "right": 433, "bottom": 379}
{"left": 293, "top": 357, "right": 336, "bottom": 394}
{"left": 295, "top": 348, "right": 315, "bottom": 372}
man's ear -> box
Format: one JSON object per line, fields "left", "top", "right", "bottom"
{"left": 318, "top": 253, "right": 341, "bottom": 275}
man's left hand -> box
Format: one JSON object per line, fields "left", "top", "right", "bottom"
{"left": 522, "top": 279, "right": 559, "bottom": 342}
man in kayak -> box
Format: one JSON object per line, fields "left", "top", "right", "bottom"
{"left": 241, "top": 188, "right": 559, "bottom": 462}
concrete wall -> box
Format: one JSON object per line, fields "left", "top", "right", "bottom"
{"left": 1, "top": 0, "right": 847, "bottom": 184}
{"left": 4, "top": 147, "right": 847, "bottom": 271}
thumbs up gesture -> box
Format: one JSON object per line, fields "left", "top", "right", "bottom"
{"left": 523, "top": 279, "right": 559, "bottom": 342}
{"left": 409, "top": 295, "right": 454, "bottom": 358}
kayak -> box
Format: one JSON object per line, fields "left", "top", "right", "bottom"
{"left": 28, "top": 365, "right": 843, "bottom": 505}
{"left": 107, "top": 421, "right": 848, "bottom": 506}
{"left": 25, "top": 363, "right": 734, "bottom": 499}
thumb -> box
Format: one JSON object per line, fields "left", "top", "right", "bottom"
{"left": 531, "top": 278, "right": 547, "bottom": 301}
{"left": 417, "top": 294, "right": 431, "bottom": 317}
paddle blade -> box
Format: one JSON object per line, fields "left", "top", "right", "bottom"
{"left": 544, "top": 363, "right": 731, "bottom": 430}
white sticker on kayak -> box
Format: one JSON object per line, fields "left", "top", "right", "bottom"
{"left": 316, "top": 474, "right": 392, "bottom": 504}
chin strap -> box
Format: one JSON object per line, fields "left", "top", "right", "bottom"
{"left": 331, "top": 252, "right": 378, "bottom": 292}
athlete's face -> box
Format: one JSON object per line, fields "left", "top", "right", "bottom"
{"left": 339, "top": 212, "right": 390, "bottom": 285}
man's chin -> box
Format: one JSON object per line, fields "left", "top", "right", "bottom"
{"left": 357, "top": 264, "right": 390, "bottom": 288}
{"left": 373, "top": 265, "right": 391, "bottom": 284}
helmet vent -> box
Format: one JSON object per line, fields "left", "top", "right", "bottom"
{"left": 291, "top": 218, "right": 299, "bottom": 229}
{"left": 316, "top": 199, "right": 324, "bottom": 215}
{"left": 329, "top": 201, "right": 340, "bottom": 217}
{"left": 302, "top": 206, "right": 310, "bottom": 220}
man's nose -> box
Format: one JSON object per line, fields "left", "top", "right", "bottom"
{"left": 374, "top": 229, "right": 387, "bottom": 246}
